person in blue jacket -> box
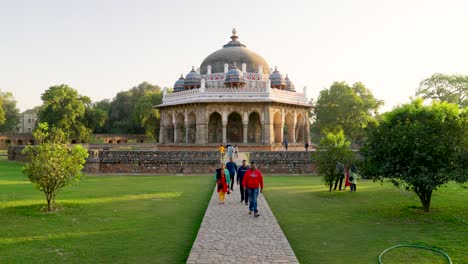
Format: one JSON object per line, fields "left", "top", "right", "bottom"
{"left": 236, "top": 160, "right": 250, "bottom": 205}
{"left": 226, "top": 157, "right": 237, "bottom": 191}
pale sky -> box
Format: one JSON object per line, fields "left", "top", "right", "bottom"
{"left": 1, "top": 0, "right": 467, "bottom": 112}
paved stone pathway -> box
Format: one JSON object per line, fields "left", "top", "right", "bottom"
{"left": 186, "top": 183, "right": 299, "bottom": 263}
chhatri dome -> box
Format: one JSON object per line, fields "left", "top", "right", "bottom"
{"left": 158, "top": 29, "right": 312, "bottom": 149}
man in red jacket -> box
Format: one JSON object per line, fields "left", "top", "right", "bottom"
{"left": 242, "top": 161, "right": 264, "bottom": 217}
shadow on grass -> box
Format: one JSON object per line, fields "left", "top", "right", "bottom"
{"left": 0, "top": 229, "right": 126, "bottom": 245}
{"left": 0, "top": 192, "right": 183, "bottom": 215}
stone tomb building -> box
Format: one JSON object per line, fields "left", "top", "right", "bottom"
{"left": 157, "top": 29, "right": 312, "bottom": 150}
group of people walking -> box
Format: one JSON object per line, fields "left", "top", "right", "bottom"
{"left": 214, "top": 159, "right": 263, "bottom": 217}
{"left": 333, "top": 162, "right": 358, "bottom": 192}
{"left": 218, "top": 143, "right": 239, "bottom": 161}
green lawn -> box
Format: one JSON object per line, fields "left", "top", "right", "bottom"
{"left": 0, "top": 160, "right": 213, "bottom": 264}
{"left": 264, "top": 176, "right": 468, "bottom": 264}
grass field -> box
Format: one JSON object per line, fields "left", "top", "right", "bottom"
{"left": 0, "top": 160, "right": 213, "bottom": 263}
{"left": 1, "top": 155, "right": 466, "bottom": 264}
{"left": 264, "top": 176, "right": 468, "bottom": 264}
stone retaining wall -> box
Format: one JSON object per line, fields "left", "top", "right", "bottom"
{"left": 249, "top": 151, "right": 316, "bottom": 174}
{"left": 8, "top": 146, "right": 317, "bottom": 175}
{"left": 85, "top": 150, "right": 220, "bottom": 174}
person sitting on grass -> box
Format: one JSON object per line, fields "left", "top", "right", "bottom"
{"left": 214, "top": 163, "right": 231, "bottom": 204}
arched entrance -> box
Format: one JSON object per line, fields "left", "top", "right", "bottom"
{"left": 295, "top": 113, "right": 305, "bottom": 143}
{"left": 285, "top": 113, "right": 294, "bottom": 142}
{"left": 166, "top": 114, "right": 174, "bottom": 143}
{"left": 175, "top": 113, "right": 185, "bottom": 143}
{"left": 227, "top": 112, "right": 242, "bottom": 143}
{"left": 273, "top": 112, "right": 282, "bottom": 143}
{"left": 208, "top": 112, "right": 222, "bottom": 143}
{"left": 187, "top": 112, "right": 196, "bottom": 143}
{"left": 17, "top": 139, "right": 23, "bottom": 145}
{"left": 248, "top": 112, "right": 261, "bottom": 143}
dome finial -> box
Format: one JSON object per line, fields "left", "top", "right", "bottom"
{"left": 191, "top": 66, "right": 195, "bottom": 71}
{"left": 232, "top": 28, "right": 237, "bottom": 36}
{"left": 275, "top": 66, "right": 278, "bottom": 71}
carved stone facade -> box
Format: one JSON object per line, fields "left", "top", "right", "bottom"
{"left": 159, "top": 102, "right": 310, "bottom": 145}
{"left": 157, "top": 30, "right": 313, "bottom": 147}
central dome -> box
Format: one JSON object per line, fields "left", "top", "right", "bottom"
{"left": 200, "top": 29, "right": 270, "bottom": 75}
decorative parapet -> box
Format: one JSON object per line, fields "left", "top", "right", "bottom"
{"left": 159, "top": 85, "right": 311, "bottom": 107}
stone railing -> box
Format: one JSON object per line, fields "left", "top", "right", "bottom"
{"left": 165, "top": 88, "right": 200, "bottom": 98}
{"left": 82, "top": 143, "right": 159, "bottom": 149}
{"left": 160, "top": 85, "right": 311, "bottom": 107}
{"left": 205, "top": 86, "right": 266, "bottom": 93}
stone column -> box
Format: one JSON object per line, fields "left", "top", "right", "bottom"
{"left": 243, "top": 123, "right": 248, "bottom": 143}
{"left": 196, "top": 123, "right": 206, "bottom": 144}
{"left": 292, "top": 119, "right": 297, "bottom": 143}
{"left": 173, "top": 124, "right": 179, "bottom": 143}
{"left": 159, "top": 125, "right": 165, "bottom": 144}
{"left": 305, "top": 111, "right": 311, "bottom": 144}
{"left": 280, "top": 121, "right": 284, "bottom": 144}
{"left": 263, "top": 106, "right": 272, "bottom": 145}
{"left": 222, "top": 123, "right": 227, "bottom": 144}
{"left": 185, "top": 122, "right": 190, "bottom": 144}
{"left": 260, "top": 122, "right": 265, "bottom": 144}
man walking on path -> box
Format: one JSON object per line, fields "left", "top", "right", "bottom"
{"left": 236, "top": 160, "right": 250, "bottom": 205}
{"left": 226, "top": 157, "right": 237, "bottom": 191}
{"left": 242, "top": 161, "right": 264, "bottom": 217}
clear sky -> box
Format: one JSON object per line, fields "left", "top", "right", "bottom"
{"left": 1, "top": 0, "right": 467, "bottom": 112}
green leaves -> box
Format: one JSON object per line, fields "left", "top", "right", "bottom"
{"left": 314, "top": 81, "right": 383, "bottom": 144}
{"left": 361, "top": 100, "right": 466, "bottom": 212}
{"left": 38, "top": 84, "right": 90, "bottom": 142}
{"left": 417, "top": 73, "right": 468, "bottom": 108}
{"left": 0, "top": 90, "right": 20, "bottom": 131}
{"left": 22, "top": 125, "right": 89, "bottom": 211}
{"left": 316, "top": 130, "right": 355, "bottom": 192}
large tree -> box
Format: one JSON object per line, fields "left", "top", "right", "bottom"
{"left": 316, "top": 130, "right": 355, "bottom": 193}
{"left": 361, "top": 100, "right": 467, "bottom": 212}
{"left": 22, "top": 123, "right": 88, "bottom": 212}
{"left": 313, "top": 82, "right": 383, "bottom": 144}
{"left": 417, "top": 73, "right": 468, "bottom": 108}
{"left": 134, "top": 91, "right": 163, "bottom": 139}
{"left": 90, "top": 99, "right": 111, "bottom": 133}
{"left": 0, "top": 90, "right": 20, "bottom": 131}
{"left": 107, "top": 82, "right": 162, "bottom": 134}
{"left": 38, "top": 84, "right": 97, "bottom": 142}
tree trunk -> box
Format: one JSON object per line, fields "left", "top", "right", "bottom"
{"left": 416, "top": 189, "right": 432, "bottom": 213}
{"left": 44, "top": 191, "right": 54, "bottom": 212}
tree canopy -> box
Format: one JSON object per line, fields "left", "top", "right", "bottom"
{"left": 361, "top": 99, "right": 467, "bottom": 212}
{"left": 0, "top": 90, "right": 20, "bottom": 131}
{"left": 38, "top": 84, "right": 90, "bottom": 142}
{"left": 313, "top": 81, "right": 383, "bottom": 144}
{"left": 22, "top": 123, "right": 89, "bottom": 212}
{"left": 315, "top": 130, "right": 355, "bottom": 192}
{"left": 106, "top": 82, "right": 162, "bottom": 135}
{"left": 417, "top": 73, "right": 468, "bottom": 108}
